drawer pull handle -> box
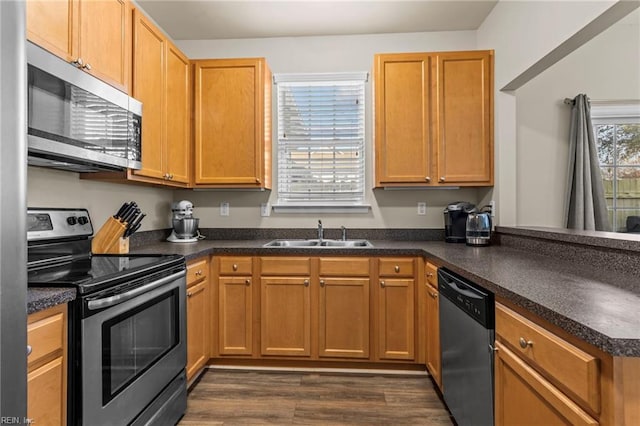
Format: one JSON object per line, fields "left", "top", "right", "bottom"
{"left": 245, "top": 279, "right": 251, "bottom": 286}
{"left": 27, "top": 345, "right": 32, "bottom": 356}
{"left": 320, "top": 279, "right": 325, "bottom": 287}
{"left": 233, "top": 264, "right": 238, "bottom": 271}
{"left": 394, "top": 265, "right": 400, "bottom": 273}
{"left": 429, "top": 291, "right": 438, "bottom": 299}
{"left": 304, "top": 279, "right": 310, "bottom": 287}
{"left": 519, "top": 337, "right": 533, "bottom": 349}
{"left": 380, "top": 280, "right": 386, "bottom": 288}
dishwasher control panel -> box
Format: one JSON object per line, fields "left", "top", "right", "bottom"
{"left": 438, "top": 268, "right": 494, "bottom": 328}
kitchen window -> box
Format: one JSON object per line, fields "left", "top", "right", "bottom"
{"left": 274, "top": 72, "right": 368, "bottom": 212}
{"left": 593, "top": 101, "right": 640, "bottom": 232}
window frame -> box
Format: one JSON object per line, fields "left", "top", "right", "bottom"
{"left": 273, "top": 72, "right": 369, "bottom": 213}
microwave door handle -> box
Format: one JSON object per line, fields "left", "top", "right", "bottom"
{"left": 87, "top": 270, "right": 185, "bottom": 311}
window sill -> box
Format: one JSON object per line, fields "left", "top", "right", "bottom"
{"left": 272, "top": 204, "right": 371, "bottom": 214}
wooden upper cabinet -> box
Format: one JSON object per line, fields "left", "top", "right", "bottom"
{"left": 132, "top": 10, "right": 166, "bottom": 181}
{"left": 164, "top": 43, "right": 191, "bottom": 184}
{"left": 373, "top": 50, "right": 493, "bottom": 188}
{"left": 193, "top": 58, "right": 272, "bottom": 189}
{"left": 78, "top": 0, "right": 131, "bottom": 92}
{"left": 26, "top": 0, "right": 77, "bottom": 63}
{"left": 374, "top": 53, "right": 433, "bottom": 186}
{"left": 434, "top": 51, "right": 493, "bottom": 185}
{"left": 27, "top": 0, "right": 131, "bottom": 93}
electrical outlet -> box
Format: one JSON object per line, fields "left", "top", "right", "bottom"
{"left": 417, "top": 202, "right": 427, "bottom": 215}
{"left": 490, "top": 200, "right": 496, "bottom": 217}
{"left": 220, "top": 202, "right": 229, "bottom": 216}
{"left": 261, "top": 203, "right": 270, "bottom": 217}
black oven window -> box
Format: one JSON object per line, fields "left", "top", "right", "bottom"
{"left": 102, "top": 290, "right": 179, "bottom": 403}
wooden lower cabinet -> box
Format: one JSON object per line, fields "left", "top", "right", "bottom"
{"left": 186, "top": 257, "right": 210, "bottom": 381}
{"left": 27, "top": 303, "right": 67, "bottom": 426}
{"left": 260, "top": 276, "right": 312, "bottom": 357}
{"left": 495, "top": 341, "right": 598, "bottom": 425}
{"left": 218, "top": 275, "right": 253, "bottom": 356}
{"left": 424, "top": 261, "right": 441, "bottom": 388}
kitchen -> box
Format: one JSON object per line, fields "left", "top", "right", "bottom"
{"left": 2, "top": 0, "right": 640, "bottom": 425}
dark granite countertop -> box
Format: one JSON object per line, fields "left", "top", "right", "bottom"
{"left": 28, "top": 287, "right": 76, "bottom": 315}
{"left": 130, "top": 238, "right": 640, "bottom": 357}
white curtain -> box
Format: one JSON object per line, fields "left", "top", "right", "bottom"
{"left": 565, "top": 94, "right": 611, "bottom": 231}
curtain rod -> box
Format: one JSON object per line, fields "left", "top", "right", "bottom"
{"left": 564, "top": 96, "right": 592, "bottom": 106}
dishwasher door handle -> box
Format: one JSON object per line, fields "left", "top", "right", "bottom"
{"left": 440, "top": 276, "right": 483, "bottom": 300}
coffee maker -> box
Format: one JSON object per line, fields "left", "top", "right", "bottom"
{"left": 167, "top": 200, "right": 201, "bottom": 243}
{"left": 444, "top": 201, "right": 476, "bottom": 243}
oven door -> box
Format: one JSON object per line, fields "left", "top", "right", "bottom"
{"left": 81, "top": 270, "right": 186, "bottom": 425}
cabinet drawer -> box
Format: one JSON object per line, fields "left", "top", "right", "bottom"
{"left": 425, "top": 261, "right": 438, "bottom": 287}
{"left": 496, "top": 304, "right": 600, "bottom": 414}
{"left": 379, "top": 258, "right": 415, "bottom": 277}
{"left": 319, "top": 257, "right": 370, "bottom": 277}
{"left": 219, "top": 257, "right": 252, "bottom": 276}
{"left": 187, "top": 258, "right": 209, "bottom": 285}
{"left": 260, "top": 257, "right": 311, "bottom": 276}
{"left": 27, "top": 307, "right": 65, "bottom": 370}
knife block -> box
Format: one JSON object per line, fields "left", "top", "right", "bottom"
{"left": 92, "top": 217, "right": 130, "bottom": 254}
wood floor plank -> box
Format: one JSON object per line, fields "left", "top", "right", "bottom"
{"left": 179, "top": 369, "right": 453, "bottom": 425}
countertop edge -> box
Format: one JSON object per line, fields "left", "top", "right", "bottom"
{"left": 27, "top": 287, "right": 76, "bottom": 315}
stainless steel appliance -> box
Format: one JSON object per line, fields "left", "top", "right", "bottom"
{"left": 466, "top": 206, "right": 492, "bottom": 246}
{"left": 27, "top": 41, "right": 142, "bottom": 172}
{"left": 438, "top": 268, "right": 495, "bottom": 426}
{"left": 167, "top": 200, "right": 201, "bottom": 243}
{"left": 444, "top": 201, "right": 475, "bottom": 243}
{"left": 27, "top": 208, "right": 187, "bottom": 426}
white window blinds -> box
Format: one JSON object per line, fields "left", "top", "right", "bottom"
{"left": 275, "top": 73, "right": 366, "bottom": 206}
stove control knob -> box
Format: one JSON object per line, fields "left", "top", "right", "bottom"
{"left": 78, "top": 216, "right": 89, "bottom": 225}
{"left": 67, "top": 216, "right": 78, "bottom": 225}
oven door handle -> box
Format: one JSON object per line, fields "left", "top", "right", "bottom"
{"left": 87, "top": 270, "right": 186, "bottom": 311}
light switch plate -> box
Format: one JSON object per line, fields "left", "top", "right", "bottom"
{"left": 261, "top": 203, "right": 270, "bottom": 217}
{"left": 220, "top": 202, "right": 229, "bottom": 216}
{"left": 417, "top": 202, "right": 427, "bottom": 215}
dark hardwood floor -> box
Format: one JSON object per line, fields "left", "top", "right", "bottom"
{"left": 179, "top": 369, "right": 454, "bottom": 425}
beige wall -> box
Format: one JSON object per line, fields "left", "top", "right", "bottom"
{"left": 515, "top": 9, "right": 640, "bottom": 228}
{"left": 27, "top": 167, "right": 174, "bottom": 231}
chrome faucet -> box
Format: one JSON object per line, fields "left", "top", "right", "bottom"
{"left": 341, "top": 226, "right": 347, "bottom": 241}
{"left": 318, "top": 220, "right": 323, "bottom": 241}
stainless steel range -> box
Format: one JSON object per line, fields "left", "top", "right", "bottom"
{"left": 27, "top": 208, "right": 187, "bottom": 426}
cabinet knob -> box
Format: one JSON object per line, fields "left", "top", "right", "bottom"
{"left": 71, "top": 57, "right": 84, "bottom": 67}
{"left": 426, "top": 272, "right": 434, "bottom": 278}
{"left": 425, "top": 176, "right": 431, "bottom": 183}
{"left": 256, "top": 178, "right": 261, "bottom": 184}
{"left": 163, "top": 173, "right": 169, "bottom": 179}
{"left": 187, "top": 291, "right": 192, "bottom": 298}
{"left": 439, "top": 177, "right": 445, "bottom": 183}
{"left": 519, "top": 337, "right": 533, "bottom": 349}
{"left": 320, "top": 279, "right": 325, "bottom": 287}
{"left": 168, "top": 174, "right": 174, "bottom": 179}
{"left": 394, "top": 265, "right": 400, "bottom": 273}
{"left": 429, "top": 291, "right": 438, "bottom": 299}
{"left": 304, "top": 279, "right": 310, "bottom": 287}
{"left": 245, "top": 279, "right": 251, "bottom": 286}
{"left": 195, "top": 270, "right": 202, "bottom": 276}
{"left": 27, "top": 345, "right": 32, "bottom": 356}
{"left": 233, "top": 264, "right": 238, "bottom": 271}
{"left": 380, "top": 280, "right": 386, "bottom": 288}
{"left": 83, "top": 63, "right": 92, "bottom": 71}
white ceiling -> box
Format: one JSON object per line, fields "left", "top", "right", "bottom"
{"left": 135, "top": 0, "right": 498, "bottom": 40}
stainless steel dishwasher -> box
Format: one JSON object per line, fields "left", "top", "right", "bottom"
{"left": 438, "top": 268, "right": 495, "bottom": 426}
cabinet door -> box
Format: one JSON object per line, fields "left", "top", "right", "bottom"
{"left": 425, "top": 282, "right": 441, "bottom": 388}
{"left": 186, "top": 279, "right": 209, "bottom": 381}
{"left": 260, "top": 277, "right": 311, "bottom": 357}
{"left": 194, "top": 59, "right": 265, "bottom": 186}
{"left": 28, "top": 358, "right": 65, "bottom": 426}
{"left": 374, "top": 53, "right": 433, "bottom": 186}
{"left": 495, "top": 341, "right": 598, "bottom": 426}
{"left": 78, "top": 0, "right": 131, "bottom": 92}
{"left": 218, "top": 276, "right": 253, "bottom": 356}
{"left": 377, "top": 278, "right": 415, "bottom": 360}
{"left": 131, "top": 10, "right": 166, "bottom": 180}
{"left": 319, "top": 277, "right": 370, "bottom": 359}
{"left": 165, "top": 42, "right": 191, "bottom": 184}
{"left": 434, "top": 50, "right": 493, "bottom": 185}
{"left": 26, "top": 0, "right": 78, "bottom": 62}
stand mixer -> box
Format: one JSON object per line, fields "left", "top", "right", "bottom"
{"left": 167, "top": 200, "right": 202, "bottom": 243}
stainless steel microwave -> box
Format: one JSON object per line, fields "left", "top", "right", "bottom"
{"left": 27, "top": 42, "right": 142, "bottom": 172}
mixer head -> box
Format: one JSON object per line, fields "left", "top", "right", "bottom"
{"left": 171, "top": 200, "right": 194, "bottom": 219}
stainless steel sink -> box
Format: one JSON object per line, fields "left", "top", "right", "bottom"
{"left": 263, "top": 239, "right": 373, "bottom": 248}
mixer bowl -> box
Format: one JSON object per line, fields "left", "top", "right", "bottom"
{"left": 172, "top": 218, "right": 199, "bottom": 238}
